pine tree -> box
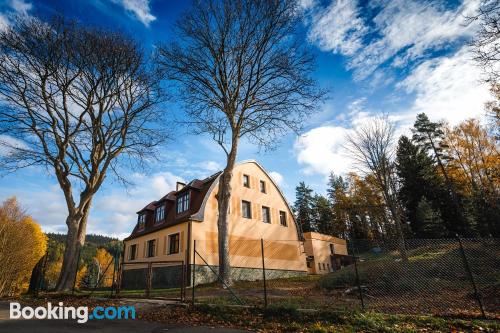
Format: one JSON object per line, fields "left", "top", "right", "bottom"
{"left": 412, "top": 113, "right": 466, "bottom": 235}
{"left": 396, "top": 135, "right": 446, "bottom": 237}
{"left": 415, "top": 197, "right": 446, "bottom": 238}
{"left": 294, "top": 182, "right": 315, "bottom": 233}
{"left": 312, "top": 195, "right": 335, "bottom": 236}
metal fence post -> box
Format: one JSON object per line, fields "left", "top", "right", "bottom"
{"left": 192, "top": 240, "right": 196, "bottom": 307}
{"left": 351, "top": 241, "right": 365, "bottom": 310}
{"left": 72, "top": 247, "right": 82, "bottom": 295}
{"left": 456, "top": 235, "right": 486, "bottom": 318}
{"left": 146, "top": 262, "right": 152, "bottom": 297}
{"left": 261, "top": 238, "right": 268, "bottom": 308}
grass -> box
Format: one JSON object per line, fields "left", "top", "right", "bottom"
{"left": 143, "top": 302, "right": 500, "bottom": 332}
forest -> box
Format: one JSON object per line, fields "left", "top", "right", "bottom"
{"left": 294, "top": 112, "right": 499, "bottom": 241}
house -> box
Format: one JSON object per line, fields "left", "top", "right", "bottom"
{"left": 120, "top": 160, "right": 308, "bottom": 289}
{"left": 303, "top": 231, "right": 351, "bottom": 274}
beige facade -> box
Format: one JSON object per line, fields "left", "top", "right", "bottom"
{"left": 303, "top": 231, "right": 348, "bottom": 275}
{"left": 123, "top": 160, "right": 307, "bottom": 276}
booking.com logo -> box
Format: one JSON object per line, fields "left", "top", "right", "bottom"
{"left": 10, "top": 302, "right": 136, "bottom": 324}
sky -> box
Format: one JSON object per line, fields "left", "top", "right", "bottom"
{"left": 0, "top": 0, "right": 492, "bottom": 238}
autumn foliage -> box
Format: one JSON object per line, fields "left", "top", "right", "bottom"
{"left": 0, "top": 197, "right": 47, "bottom": 296}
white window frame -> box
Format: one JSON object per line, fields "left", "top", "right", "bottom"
{"left": 138, "top": 214, "right": 146, "bottom": 230}
{"left": 176, "top": 192, "right": 190, "bottom": 214}
{"left": 155, "top": 205, "right": 165, "bottom": 223}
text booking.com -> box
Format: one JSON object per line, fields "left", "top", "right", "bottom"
{"left": 10, "top": 302, "right": 136, "bottom": 323}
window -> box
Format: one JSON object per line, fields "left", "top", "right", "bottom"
{"left": 129, "top": 244, "right": 137, "bottom": 260}
{"left": 138, "top": 214, "right": 146, "bottom": 229}
{"left": 330, "top": 244, "right": 335, "bottom": 254}
{"left": 147, "top": 239, "right": 156, "bottom": 257}
{"left": 327, "top": 263, "right": 330, "bottom": 272}
{"left": 306, "top": 261, "right": 311, "bottom": 268}
{"left": 176, "top": 192, "right": 190, "bottom": 214}
{"left": 242, "top": 200, "right": 252, "bottom": 219}
{"left": 262, "top": 206, "right": 271, "bottom": 223}
{"left": 322, "top": 263, "right": 326, "bottom": 270}
{"left": 318, "top": 263, "right": 321, "bottom": 271}
{"left": 243, "top": 174, "right": 250, "bottom": 188}
{"left": 279, "top": 211, "right": 287, "bottom": 227}
{"left": 168, "top": 233, "right": 180, "bottom": 254}
{"left": 155, "top": 205, "right": 165, "bottom": 223}
{"left": 259, "top": 180, "right": 266, "bottom": 193}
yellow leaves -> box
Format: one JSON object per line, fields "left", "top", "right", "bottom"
{"left": 0, "top": 197, "right": 47, "bottom": 296}
{"left": 94, "top": 248, "right": 114, "bottom": 287}
{"left": 444, "top": 119, "right": 500, "bottom": 198}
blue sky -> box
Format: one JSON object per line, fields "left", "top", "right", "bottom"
{"left": 0, "top": 0, "right": 491, "bottom": 238}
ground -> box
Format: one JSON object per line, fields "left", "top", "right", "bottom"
{"left": 1, "top": 297, "right": 498, "bottom": 333}
{"left": 0, "top": 300, "right": 247, "bottom": 333}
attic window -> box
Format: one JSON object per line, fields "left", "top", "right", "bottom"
{"left": 155, "top": 205, "right": 165, "bottom": 223}
{"left": 243, "top": 174, "right": 250, "bottom": 188}
{"left": 279, "top": 211, "right": 287, "bottom": 227}
{"left": 176, "top": 192, "right": 190, "bottom": 214}
{"left": 138, "top": 214, "right": 145, "bottom": 230}
{"left": 260, "top": 180, "right": 266, "bottom": 193}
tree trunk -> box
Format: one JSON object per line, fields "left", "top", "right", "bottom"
{"left": 382, "top": 189, "right": 408, "bottom": 262}
{"left": 216, "top": 141, "right": 238, "bottom": 287}
{"left": 55, "top": 202, "right": 90, "bottom": 291}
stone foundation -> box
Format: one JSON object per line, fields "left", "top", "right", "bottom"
{"left": 192, "top": 265, "right": 306, "bottom": 285}
{"left": 121, "top": 264, "right": 306, "bottom": 289}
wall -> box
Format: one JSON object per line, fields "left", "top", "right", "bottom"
{"left": 303, "top": 232, "right": 348, "bottom": 275}
{"left": 192, "top": 161, "right": 307, "bottom": 273}
{"left": 123, "top": 222, "right": 189, "bottom": 265}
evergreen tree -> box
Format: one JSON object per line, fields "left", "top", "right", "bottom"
{"left": 396, "top": 135, "right": 445, "bottom": 237}
{"left": 415, "top": 198, "right": 446, "bottom": 238}
{"left": 294, "top": 182, "right": 315, "bottom": 233}
{"left": 327, "top": 173, "right": 350, "bottom": 238}
{"left": 412, "top": 113, "right": 466, "bottom": 235}
{"left": 312, "top": 195, "right": 335, "bottom": 236}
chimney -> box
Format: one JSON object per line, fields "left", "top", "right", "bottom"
{"left": 176, "top": 182, "right": 186, "bottom": 191}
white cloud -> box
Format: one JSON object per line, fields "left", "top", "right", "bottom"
{"left": 0, "top": 135, "right": 27, "bottom": 156}
{"left": 294, "top": 125, "right": 351, "bottom": 176}
{"left": 9, "top": 0, "right": 32, "bottom": 15}
{"left": 397, "top": 47, "right": 491, "bottom": 126}
{"left": 269, "top": 171, "right": 285, "bottom": 187}
{"left": 294, "top": 46, "right": 491, "bottom": 178}
{"left": 111, "top": 0, "right": 156, "bottom": 27}
{"left": 307, "top": 0, "right": 367, "bottom": 56}
{"left": 306, "top": 0, "right": 480, "bottom": 80}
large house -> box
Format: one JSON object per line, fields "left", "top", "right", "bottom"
{"left": 120, "top": 160, "right": 349, "bottom": 290}
{"left": 121, "top": 160, "right": 308, "bottom": 289}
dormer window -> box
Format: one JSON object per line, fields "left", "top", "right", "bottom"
{"left": 137, "top": 214, "right": 145, "bottom": 230}
{"left": 176, "top": 192, "right": 190, "bottom": 214}
{"left": 155, "top": 205, "right": 165, "bottom": 223}
{"left": 243, "top": 174, "right": 250, "bottom": 188}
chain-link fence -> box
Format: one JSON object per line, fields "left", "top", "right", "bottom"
{"left": 118, "top": 260, "right": 186, "bottom": 300}
{"left": 189, "top": 237, "right": 499, "bottom": 319}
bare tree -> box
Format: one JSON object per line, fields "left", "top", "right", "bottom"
{"left": 469, "top": 1, "right": 500, "bottom": 133}
{"left": 156, "top": 0, "right": 324, "bottom": 284}
{"left": 469, "top": 0, "right": 500, "bottom": 84}
{"left": 346, "top": 116, "right": 408, "bottom": 261}
{"left": 0, "top": 16, "right": 165, "bottom": 290}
